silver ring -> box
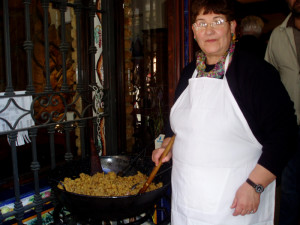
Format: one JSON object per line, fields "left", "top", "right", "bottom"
{"left": 250, "top": 210, "right": 254, "bottom": 214}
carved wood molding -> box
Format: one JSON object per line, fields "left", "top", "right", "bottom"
{"left": 167, "top": 0, "right": 184, "bottom": 108}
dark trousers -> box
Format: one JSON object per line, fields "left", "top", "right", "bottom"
{"left": 279, "top": 129, "right": 300, "bottom": 225}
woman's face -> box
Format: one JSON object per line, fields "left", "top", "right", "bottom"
{"left": 192, "top": 10, "right": 236, "bottom": 64}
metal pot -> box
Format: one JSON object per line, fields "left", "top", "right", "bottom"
{"left": 49, "top": 155, "right": 171, "bottom": 222}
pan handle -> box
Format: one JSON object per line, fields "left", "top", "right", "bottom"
{"left": 117, "top": 138, "right": 156, "bottom": 177}
{"left": 58, "top": 181, "right": 67, "bottom": 191}
{"left": 49, "top": 178, "right": 67, "bottom": 192}
{"left": 138, "top": 135, "right": 175, "bottom": 194}
{"left": 117, "top": 146, "right": 147, "bottom": 176}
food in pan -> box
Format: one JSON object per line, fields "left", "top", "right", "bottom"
{"left": 57, "top": 171, "right": 163, "bottom": 196}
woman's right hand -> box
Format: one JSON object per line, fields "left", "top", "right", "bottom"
{"left": 152, "top": 137, "right": 173, "bottom": 166}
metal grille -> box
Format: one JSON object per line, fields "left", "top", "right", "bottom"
{"left": 0, "top": 0, "right": 116, "bottom": 224}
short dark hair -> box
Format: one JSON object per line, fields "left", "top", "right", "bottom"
{"left": 191, "top": 0, "right": 236, "bottom": 23}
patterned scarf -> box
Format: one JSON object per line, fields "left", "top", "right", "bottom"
{"left": 196, "top": 40, "right": 235, "bottom": 78}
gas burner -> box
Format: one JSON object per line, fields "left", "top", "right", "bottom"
{"left": 53, "top": 207, "right": 170, "bottom": 225}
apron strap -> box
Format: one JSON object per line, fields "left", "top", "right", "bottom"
{"left": 224, "top": 54, "right": 230, "bottom": 75}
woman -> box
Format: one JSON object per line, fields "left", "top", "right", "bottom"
{"left": 152, "top": 0, "right": 298, "bottom": 224}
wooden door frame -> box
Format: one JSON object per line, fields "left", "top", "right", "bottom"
{"left": 167, "top": 0, "right": 193, "bottom": 107}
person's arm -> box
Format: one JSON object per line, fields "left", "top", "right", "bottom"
{"left": 230, "top": 165, "right": 276, "bottom": 216}
{"left": 229, "top": 56, "right": 298, "bottom": 216}
{"left": 264, "top": 32, "right": 279, "bottom": 70}
{"left": 248, "top": 165, "right": 276, "bottom": 192}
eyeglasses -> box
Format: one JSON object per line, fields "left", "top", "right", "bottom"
{"left": 193, "top": 18, "right": 228, "bottom": 30}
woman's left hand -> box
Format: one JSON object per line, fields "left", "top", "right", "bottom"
{"left": 230, "top": 182, "right": 260, "bottom": 216}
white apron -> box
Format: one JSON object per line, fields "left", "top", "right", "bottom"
{"left": 170, "top": 57, "right": 276, "bottom": 225}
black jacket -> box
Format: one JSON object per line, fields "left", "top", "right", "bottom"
{"left": 165, "top": 47, "right": 298, "bottom": 178}
{"left": 237, "top": 35, "right": 267, "bottom": 59}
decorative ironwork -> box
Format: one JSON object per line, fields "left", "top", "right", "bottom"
{"left": 48, "top": 125, "right": 56, "bottom": 169}
{"left": 90, "top": 84, "right": 104, "bottom": 153}
{"left": 0, "top": 0, "right": 108, "bottom": 224}
{"left": 58, "top": 0, "right": 70, "bottom": 92}
{"left": 23, "top": 0, "right": 35, "bottom": 94}
{"left": 9, "top": 132, "right": 24, "bottom": 225}
{"left": 74, "top": 0, "right": 84, "bottom": 92}
{"left": 89, "top": 1, "right": 97, "bottom": 87}
{"left": 3, "top": 0, "right": 14, "bottom": 95}
{"left": 41, "top": 0, "right": 52, "bottom": 93}
{"left": 29, "top": 129, "right": 43, "bottom": 225}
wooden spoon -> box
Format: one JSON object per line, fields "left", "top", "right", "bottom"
{"left": 138, "top": 135, "right": 175, "bottom": 194}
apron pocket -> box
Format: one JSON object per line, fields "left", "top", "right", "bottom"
{"left": 174, "top": 165, "right": 230, "bottom": 215}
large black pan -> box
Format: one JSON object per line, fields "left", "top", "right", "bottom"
{"left": 49, "top": 155, "right": 171, "bottom": 222}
